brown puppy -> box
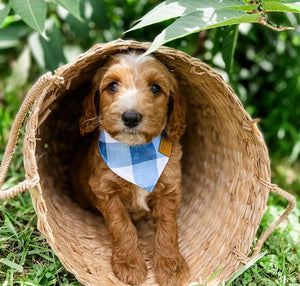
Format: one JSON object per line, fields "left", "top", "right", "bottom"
{"left": 74, "top": 51, "right": 189, "bottom": 285}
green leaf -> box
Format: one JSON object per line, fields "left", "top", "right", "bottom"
{"left": 225, "top": 251, "right": 268, "bottom": 285}
{"left": 7, "top": 46, "right": 31, "bottom": 92}
{"left": 4, "top": 214, "right": 18, "bottom": 236}
{"left": 28, "top": 32, "right": 45, "bottom": 68}
{"left": 0, "top": 38, "right": 18, "bottom": 48}
{"left": 0, "top": 3, "right": 11, "bottom": 27}
{"left": 223, "top": 4, "right": 259, "bottom": 12}
{"left": 10, "top": 0, "right": 46, "bottom": 37}
{"left": 144, "top": 10, "right": 261, "bottom": 55}
{"left": 263, "top": 2, "right": 300, "bottom": 13}
{"left": 55, "top": 0, "right": 82, "bottom": 20}
{"left": 88, "top": 0, "right": 109, "bottom": 28}
{"left": 0, "top": 15, "right": 21, "bottom": 29}
{"left": 127, "top": 0, "right": 246, "bottom": 33}
{"left": 42, "top": 18, "right": 66, "bottom": 70}
{"left": 222, "top": 25, "right": 239, "bottom": 74}
{"left": 0, "top": 258, "right": 23, "bottom": 272}
{"left": 289, "top": 140, "right": 300, "bottom": 163}
{"left": 206, "top": 266, "right": 225, "bottom": 283}
{"left": 0, "top": 34, "right": 19, "bottom": 49}
{"left": 29, "top": 17, "right": 66, "bottom": 71}
{"left": 65, "top": 13, "right": 89, "bottom": 39}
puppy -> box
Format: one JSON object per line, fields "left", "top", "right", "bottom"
{"left": 73, "top": 51, "right": 189, "bottom": 285}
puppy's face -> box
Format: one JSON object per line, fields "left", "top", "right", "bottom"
{"left": 96, "top": 53, "right": 176, "bottom": 145}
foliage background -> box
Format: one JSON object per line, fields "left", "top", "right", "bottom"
{"left": 0, "top": 0, "right": 299, "bottom": 285}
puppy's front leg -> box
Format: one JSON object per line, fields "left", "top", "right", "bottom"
{"left": 94, "top": 188, "right": 147, "bottom": 285}
{"left": 149, "top": 190, "right": 190, "bottom": 286}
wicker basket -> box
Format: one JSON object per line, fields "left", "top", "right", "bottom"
{"left": 0, "top": 40, "right": 296, "bottom": 286}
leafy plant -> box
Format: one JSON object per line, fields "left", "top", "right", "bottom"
{"left": 0, "top": 0, "right": 81, "bottom": 35}
{"left": 0, "top": 0, "right": 161, "bottom": 75}
{"left": 128, "top": 0, "right": 300, "bottom": 69}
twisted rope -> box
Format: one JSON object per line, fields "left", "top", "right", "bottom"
{"left": 0, "top": 175, "right": 40, "bottom": 200}
{"left": 252, "top": 178, "right": 296, "bottom": 257}
{"left": 0, "top": 72, "right": 63, "bottom": 200}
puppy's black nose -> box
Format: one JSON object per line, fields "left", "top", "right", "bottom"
{"left": 122, "top": 110, "right": 142, "bottom": 128}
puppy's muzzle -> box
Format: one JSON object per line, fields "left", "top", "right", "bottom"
{"left": 122, "top": 110, "right": 142, "bottom": 128}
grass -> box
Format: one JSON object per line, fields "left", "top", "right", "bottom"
{"left": 0, "top": 192, "right": 80, "bottom": 286}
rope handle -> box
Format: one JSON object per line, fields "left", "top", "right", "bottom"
{"left": 0, "top": 72, "right": 64, "bottom": 201}
{"left": 252, "top": 178, "right": 296, "bottom": 257}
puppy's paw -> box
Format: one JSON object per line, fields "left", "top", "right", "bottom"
{"left": 112, "top": 249, "right": 147, "bottom": 285}
{"left": 154, "top": 253, "right": 190, "bottom": 286}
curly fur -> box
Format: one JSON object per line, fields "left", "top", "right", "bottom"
{"left": 72, "top": 51, "right": 189, "bottom": 285}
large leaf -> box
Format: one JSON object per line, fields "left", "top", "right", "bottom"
{"left": 88, "top": 0, "right": 109, "bottom": 29}
{"left": 222, "top": 25, "right": 239, "bottom": 74}
{"left": 223, "top": 4, "right": 259, "bottom": 12}
{"left": 28, "top": 32, "right": 45, "bottom": 68}
{"left": 127, "top": 0, "right": 246, "bottom": 33}
{"left": 0, "top": 3, "right": 11, "bottom": 27}
{"left": 0, "top": 34, "right": 18, "bottom": 49}
{"left": 65, "top": 13, "right": 89, "bottom": 39}
{"left": 0, "top": 24, "right": 30, "bottom": 49}
{"left": 7, "top": 46, "right": 31, "bottom": 92}
{"left": 263, "top": 2, "right": 300, "bottom": 13}
{"left": 55, "top": 0, "right": 82, "bottom": 20}
{"left": 144, "top": 10, "right": 261, "bottom": 55}
{"left": 10, "top": 0, "right": 46, "bottom": 37}
{"left": 29, "top": 17, "right": 66, "bottom": 71}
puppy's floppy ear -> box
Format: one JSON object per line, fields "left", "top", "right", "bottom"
{"left": 166, "top": 79, "right": 187, "bottom": 142}
{"left": 79, "top": 71, "right": 102, "bottom": 136}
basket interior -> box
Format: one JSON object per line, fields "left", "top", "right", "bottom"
{"left": 34, "top": 44, "right": 271, "bottom": 285}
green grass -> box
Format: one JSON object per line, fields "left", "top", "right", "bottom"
{"left": 0, "top": 192, "right": 81, "bottom": 286}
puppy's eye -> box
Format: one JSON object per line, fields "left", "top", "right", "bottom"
{"left": 108, "top": 82, "right": 118, "bottom": 92}
{"left": 150, "top": 84, "right": 161, "bottom": 94}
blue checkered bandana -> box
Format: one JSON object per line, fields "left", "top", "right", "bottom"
{"left": 98, "top": 130, "right": 171, "bottom": 192}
